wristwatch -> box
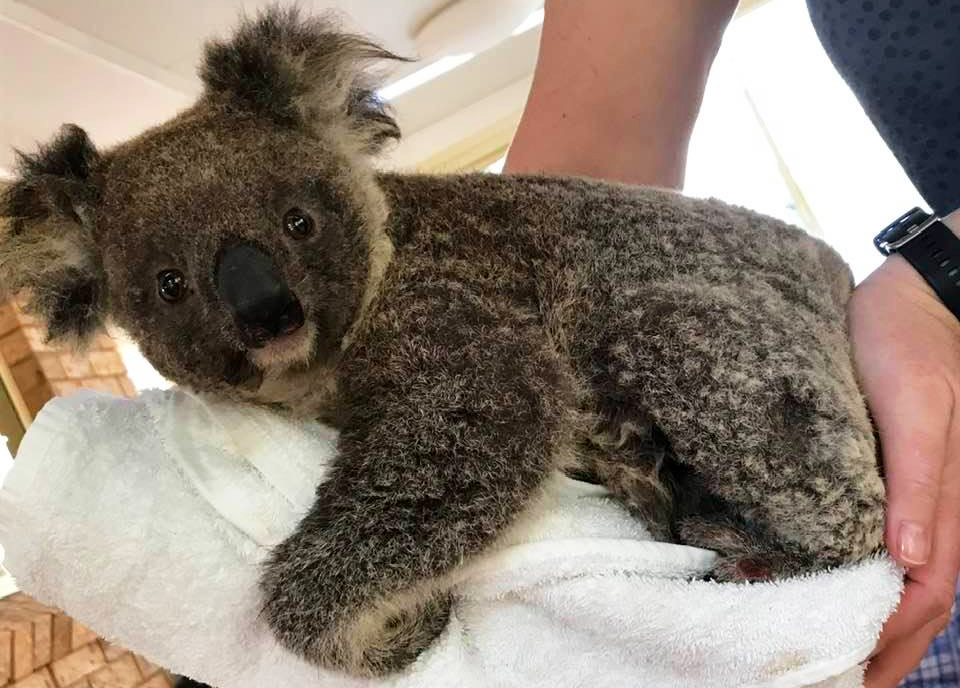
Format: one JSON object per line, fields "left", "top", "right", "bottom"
{"left": 874, "top": 207, "right": 960, "bottom": 318}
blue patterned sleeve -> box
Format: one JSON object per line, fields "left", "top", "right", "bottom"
{"left": 806, "top": 0, "right": 960, "bottom": 216}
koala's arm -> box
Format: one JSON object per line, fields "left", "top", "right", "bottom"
{"left": 260, "top": 289, "right": 569, "bottom": 677}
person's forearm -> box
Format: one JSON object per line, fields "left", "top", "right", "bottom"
{"left": 504, "top": 0, "right": 739, "bottom": 188}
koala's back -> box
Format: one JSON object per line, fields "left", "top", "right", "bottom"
{"left": 376, "top": 171, "right": 882, "bottom": 571}
{"left": 378, "top": 172, "right": 852, "bottom": 323}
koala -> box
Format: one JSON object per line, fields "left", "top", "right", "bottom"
{"left": 0, "top": 7, "right": 885, "bottom": 679}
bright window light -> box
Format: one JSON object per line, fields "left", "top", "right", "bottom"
{"left": 685, "top": 0, "right": 921, "bottom": 282}
{"left": 116, "top": 340, "right": 173, "bottom": 391}
{"left": 378, "top": 54, "right": 476, "bottom": 101}
{"left": 485, "top": 156, "right": 506, "bottom": 173}
{"left": 512, "top": 8, "right": 545, "bottom": 36}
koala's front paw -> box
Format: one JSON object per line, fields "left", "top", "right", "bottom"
{"left": 259, "top": 537, "right": 342, "bottom": 668}
{"left": 260, "top": 532, "right": 452, "bottom": 678}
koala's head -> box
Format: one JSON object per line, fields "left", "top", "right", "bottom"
{"left": 0, "top": 8, "right": 403, "bottom": 402}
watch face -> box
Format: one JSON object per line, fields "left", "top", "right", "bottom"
{"left": 875, "top": 207, "right": 930, "bottom": 255}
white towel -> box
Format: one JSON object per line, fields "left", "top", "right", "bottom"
{"left": 0, "top": 389, "right": 903, "bottom": 688}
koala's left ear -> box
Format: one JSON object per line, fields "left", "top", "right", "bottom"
{"left": 0, "top": 124, "right": 107, "bottom": 348}
{"left": 200, "top": 6, "right": 407, "bottom": 154}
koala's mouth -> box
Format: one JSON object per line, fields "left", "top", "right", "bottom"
{"left": 238, "top": 297, "right": 306, "bottom": 349}
{"left": 224, "top": 351, "right": 263, "bottom": 389}
{"left": 247, "top": 320, "right": 316, "bottom": 371}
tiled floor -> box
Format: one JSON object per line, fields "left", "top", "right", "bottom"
{"left": 0, "top": 591, "right": 174, "bottom": 687}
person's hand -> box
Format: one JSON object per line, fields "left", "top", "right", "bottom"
{"left": 846, "top": 216, "right": 960, "bottom": 688}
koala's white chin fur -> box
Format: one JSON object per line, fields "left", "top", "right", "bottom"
{"left": 249, "top": 321, "right": 316, "bottom": 372}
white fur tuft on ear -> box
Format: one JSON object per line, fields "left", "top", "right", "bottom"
{"left": 0, "top": 125, "right": 106, "bottom": 348}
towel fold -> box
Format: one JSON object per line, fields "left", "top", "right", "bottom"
{"left": 0, "top": 389, "right": 902, "bottom": 688}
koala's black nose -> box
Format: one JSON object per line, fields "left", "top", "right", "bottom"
{"left": 216, "top": 243, "right": 304, "bottom": 346}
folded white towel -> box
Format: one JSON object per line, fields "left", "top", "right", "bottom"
{"left": 0, "top": 389, "right": 903, "bottom": 688}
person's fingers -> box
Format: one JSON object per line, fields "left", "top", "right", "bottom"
{"left": 865, "top": 612, "right": 950, "bottom": 688}
{"left": 848, "top": 273, "right": 955, "bottom": 570}
{"left": 871, "top": 574, "right": 954, "bottom": 657}
{"left": 871, "top": 419, "right": 960, "bottom": 660}
{"left": 868, "top": 370, "right": 952, "bottom": 568}
{"left": 846, "top": 242, "right": 960, "bottom": 687}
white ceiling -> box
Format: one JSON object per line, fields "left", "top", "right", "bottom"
{"left": 0, "top": 0, "right": 542, "bottom": 172}
{"left": 17, "top": 0, "right": 443, "bottom": 80}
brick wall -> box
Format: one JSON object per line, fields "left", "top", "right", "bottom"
{"left": 0, "top": 593, "right": 173, "bottom": 688}
{"left": 0, "top": 300, "right": 137, "bottom": 420}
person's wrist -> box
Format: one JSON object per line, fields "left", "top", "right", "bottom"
{"left": 873, "top": 209, "right": 960, "bottom": 326}
{"left": 943, "top": 209, "right": 960, "bottom": 237}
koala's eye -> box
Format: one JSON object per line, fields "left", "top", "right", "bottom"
{"left": 157, "top": 270, "right": 187, "bottom": 303}
{"left": 283, "top": 208, "right": 314, "bottom": 239}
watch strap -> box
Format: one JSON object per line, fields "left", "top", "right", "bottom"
{"left": 897, "top": 218, "right": 960, "bottom": 318}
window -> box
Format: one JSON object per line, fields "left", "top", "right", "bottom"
{"left": 688, "top": 0, "right": 922, "bottom": 282}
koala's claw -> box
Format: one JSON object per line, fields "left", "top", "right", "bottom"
{"left": 678, "top": 516, "right": 816, "bottom": 583}
{"left": 707, "top": 553, "right": 809, "bottom": 583}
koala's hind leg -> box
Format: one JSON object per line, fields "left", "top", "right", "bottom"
{"left": 595, "top": 280, "right": 885, "bottom": 579}
{"left": 576, "top": 414, "right": 681, "bottom": 541}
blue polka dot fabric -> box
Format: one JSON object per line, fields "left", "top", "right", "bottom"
{"left": 807, "top": 0, "right": 960, "bottom": 215}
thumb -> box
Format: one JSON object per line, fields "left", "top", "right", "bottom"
{"left": 870, "top": 374, "right": 951, "bottom": 568}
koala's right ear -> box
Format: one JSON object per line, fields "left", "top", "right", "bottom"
{"left": 0, "top": 124, "right": 107, "bottom": 348}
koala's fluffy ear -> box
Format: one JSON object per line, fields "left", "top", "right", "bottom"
{"left": 200, "top": 6, "right": 407, "bottom": 154}
{"left": 0, "top": 124, "right": 106, "bottom": 347}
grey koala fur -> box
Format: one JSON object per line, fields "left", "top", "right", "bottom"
{"left": 0, "top": 6, "right": 885, "bottom": 679}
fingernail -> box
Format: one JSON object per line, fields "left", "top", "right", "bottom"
{"left": 899, "top": 521, "right": 931, "bottom": 566}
